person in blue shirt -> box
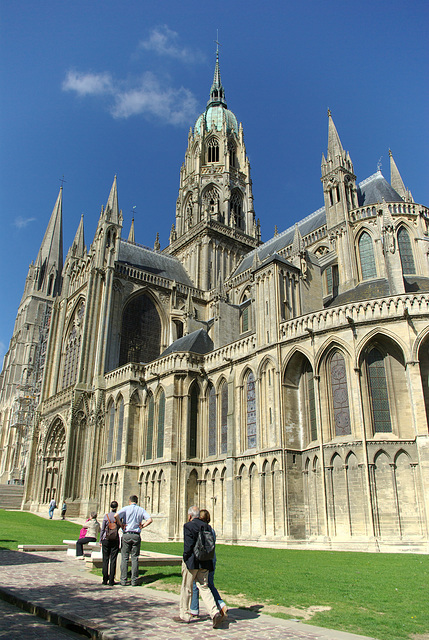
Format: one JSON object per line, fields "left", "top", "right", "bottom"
{"left": 117, "top": 495, "right": 152, "bottom": 586}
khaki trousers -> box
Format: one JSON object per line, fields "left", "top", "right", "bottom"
{"left": 179, "top": 561, "right": 218, "bottom": 622}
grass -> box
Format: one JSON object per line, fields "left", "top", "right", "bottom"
{"left": 0, "top": 508, "right": 81, "bottom": 550}
{"left": 1, "top": 510, "right": 427, "bottom": 640}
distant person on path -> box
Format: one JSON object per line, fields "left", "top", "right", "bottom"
{"left": 48, "top": 498, "right": 57, "bottom": 519}
{"left": 75, "top": 512, "right": 100, "bottom": 559}
{"left": 61, "top": 501, "right": 67, "bottom": 520}
{"left": 100, "top": 500, "right": 122, "bottom": 586}
{"left": 190, "top": 509, "right": 227, "bottom": 618}
{"left": 117, "top": 495, "right": 152, "bottom": 586}
{"left": 173, "top": 505, "right": 222, "bottom": 628}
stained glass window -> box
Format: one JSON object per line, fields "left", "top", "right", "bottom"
{"left": 208, "top": 385, "right": 216, "bottom": 456}
{"left": 241, "top": 305, "right": 249, "bottom": 333}
{"left": 146, "top": 395, "right": 154, "bottom": 459}
{"left": 305, "top": 365, "right": 317, "bottom": 441}
{"left": 221, "top": 382, "right": 228, "bottom": 454}
{"left": 119, "top": 295, "right": 161, "bottom": 366}
{"left": 246, "top": 372, "right": 257, "bottom": 449}
{"left": 115, "top": 398, "right": 124, "bottom": 461}
{"left": 398, "top": 227, "right": 415, "bottom": 274}
{"left": 330, "top": 350, "right": 351, "bottom": 436}
{"left": 106, "top": 403, "right": 115, "bottom": 462}
{"left": 359, "top": 232, "right": 377, "bottom": 279}
{"left": 367, "top": 349, "right": 392, "bottom": 433}
{"left": 189, "top": 385, "right": 199, "bottom": 458}
{"left": 156, "top": 391, "right": 165, "bottom": 458}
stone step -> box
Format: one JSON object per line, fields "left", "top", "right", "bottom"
{"left": 0, "top": 485, "right": 24, "bottom": 510}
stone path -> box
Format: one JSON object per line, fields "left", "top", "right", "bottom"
{"left": 0, "top": 549, "right": 375, "bottom": 640}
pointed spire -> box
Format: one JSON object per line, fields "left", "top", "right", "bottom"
{"left": 72, "top": 214, "right": 85, "bottom": 258}
{"left": 154, "top": 232, "right": 160, "bottom": 252}
{"left": 35, "top": 186, "right": 63, "bottom": 294}
{"left": 207, "top": 45, "right": 227, "bottom": 108}
{"left": 327, "top": 109, "right": 344, "bottom": 159}
{"left": 292, "top": 224, "right": 303, "bottom": 255}
{"left": 105, "top": 175, "right": 119, "bottom": 223}
{"left": 389, "top": 150, "right": 407, "bottom": 199}
{"left": 128, "top": 218, "right": 135, "bottom": 243}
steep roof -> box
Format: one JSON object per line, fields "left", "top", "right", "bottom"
{"left": 159, "top": 329, "right": 213, "bottom": 357}
{"left": 357, "top": 171, "right": 403, "bottom": 206}
{"left": 118, "top": 239, "right": 194, "bottom": 286}
{"left": 232, "top": 171, "right": 404, "bottom": 278}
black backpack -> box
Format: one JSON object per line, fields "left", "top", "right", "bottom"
{"left": 193, "top": 526, "right": 215, "bottom": 561}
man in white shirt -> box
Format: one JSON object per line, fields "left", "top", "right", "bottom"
{"left": 117, "top": 495, "right": 152, "bottom": 586}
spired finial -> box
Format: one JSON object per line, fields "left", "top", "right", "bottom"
{"left": 327, "top": 108, "right": 332, "bottom": 117}
{"left": 377, "top": 156, "right": 383, "bottom": 172}
{"left": 215, "top": 29, "right": 221, "bottom": 53}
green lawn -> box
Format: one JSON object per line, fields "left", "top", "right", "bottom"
{"left": 0, "top": 508, "right": 81, "bottom": 549}
{"left": 0, "top": 510, "right": 427, "bottom": 640}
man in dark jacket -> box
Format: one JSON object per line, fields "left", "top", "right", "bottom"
{"left": 173, "top": 505, "right": 222, "bottom": 628}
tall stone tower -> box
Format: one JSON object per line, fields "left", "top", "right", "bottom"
{"left": 321, "top": 111, "right": 359, "bottom": 292}
{"left": 168, "top": 49, "right": 260, "bottom": 290}
{"left": 0, "top": 188, "right": 63, "bottom": 485}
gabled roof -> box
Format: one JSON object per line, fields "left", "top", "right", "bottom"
{"left": 118, "top": 239, "right": 194, "bottom": 286}
{"left": 159, "top": 329, "right": 213, "bottom": 357}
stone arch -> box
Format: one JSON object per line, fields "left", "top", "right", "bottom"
{"left": 242, "top": 368, "right": 257, "bottom": 451}
{"left": 356, "top": 227, "right": 377, "bottom": 280}
{"left": 417, "top": 332, "right": 429, "bottom": 430}
{"left": 42, "top": 418, "right": 66, "bottom": 504}
{"left": 306, "top": 455, "right": 324, "bottom": 537}
{"left": 119, "top": 292, "right": 162, "bottom": 366}
{"left": 372, "top": 450, "right": 398, "bottom": 538}
{"left": 345, "top": 451, "right": 367, "bottom": 536}
{"left": 230, "top": 188, "right": 244, "bottom": 230}
{"left": 359, "top": 334, "right": 411, "bottom": 438}
{"left": 248, "top": 462, "right": 260, "bottom": 537}
{"left": 397, "top": 224, "right": 416, "bottom": 275}
{"left": 329, "top": 452, "right": 349, "bottom": 537}
{"left": 188, "top": 380, "right": 200, "bottom": 459}
{"left": 320, "top": 346, "right": 352, "bottom": 439}
{"left": 394, "top": 449, "right": 423, "bottom": 537}
{"left": 186, "top": 469, "right": 199, "bottom": 512}
{"left": 283, "top": 350, "right": 316, "bottom": 448}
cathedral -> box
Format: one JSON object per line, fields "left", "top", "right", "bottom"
{"left": 1, "top": 52, "right": 428, "bottom": 551}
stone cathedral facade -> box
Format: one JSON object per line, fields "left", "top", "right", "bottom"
{"left": 1, "top": 54, "right": 429, "bottom": 551}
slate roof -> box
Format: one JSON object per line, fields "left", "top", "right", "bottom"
{"left": 232, "top": 171, "right": 404, "bottom": 278}
{"left": 117, "top": 239, "right": 194, "bottom": 287}
{"left": 357, "top": 171, "right": 403, "bottom": 206}
{"left": 159, "top": 329, "right": 214, "bottom": 357}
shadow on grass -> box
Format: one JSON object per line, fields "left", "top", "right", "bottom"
{"left": 0, "top": 550, "right": 60, "bottom": 565}
{"left": 139, "top": 570, "right": 182, "bottom": 585}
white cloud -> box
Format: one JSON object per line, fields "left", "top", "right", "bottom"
{"left": 13, "top": 217, "right": 36, "bottom": 229}
{"left": 62, "top": 71, "right": 113, "bottom": 96}
{"left": 62, "top": 69, "right": 198, "bottom": 125}
{"left": 111, "top": 72, "right": 198, "bottom": 124}
{"left": 139, "top": 26, "right": 204, "bottom": 64}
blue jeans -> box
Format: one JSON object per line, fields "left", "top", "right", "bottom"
{"left": 48, "top": 507, "right": 55, "bottom": 519}
{"left": 190, "top": 568, "right": 224, "bottom": 614}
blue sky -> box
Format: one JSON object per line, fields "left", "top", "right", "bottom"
{"left": 1, "top": 0, "right": 428, "bottom": 361}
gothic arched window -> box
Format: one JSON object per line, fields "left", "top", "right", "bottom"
{"left": 207, "top": 138, "right": 219, "bottom": 163}
{"left": 145, "top": 394, "right": 154, "bottom": 460}
{"left": 231, "top": 191, "right": 244, "bottom": 230}
{"left": 246, "top": 371, "right": 257, "bottom": 449}
{"left": 220, "top": 380, "right": 228, "bottom": 454}
{"left": 106, "top": 402, "right": 115, "bottom": 463}
{"left": 119, "top": 294, "right": 161, "bottom": 366}
{"left": 358, "top": 232, "right": 377, "bottom": 279}
{"left": 189, "top": 383, "right": 199, "bottom": 458}
{"left": 115, "top": 397, "right": 124, "bottom": 461}
{"left": 156, "top": 390, "right": 165, "bottom": 459}
{"left": 329, "top": 350, "right": 351, "bottom": 436}
{"left": 208, "top": 384, "right": 216, "bottom": 456}
{"left": 398, "top": 227, "right": 416, "bottom": 274}
{"left": 367, "top": 348, "right": 392, "bottom": 433}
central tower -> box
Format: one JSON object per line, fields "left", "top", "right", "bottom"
{"left": 168, "top": 49, "right": 260, "bottom": 290}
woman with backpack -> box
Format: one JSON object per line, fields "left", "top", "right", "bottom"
{"left": 190, "top": 509, "right": 227, "bottom": 619}
{"left": 100, "top": 501, "right": 122, "bottom": 586}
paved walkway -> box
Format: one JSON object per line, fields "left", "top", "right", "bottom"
{"left": 0, "top": 549, "right": 375, "bottom": 640}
